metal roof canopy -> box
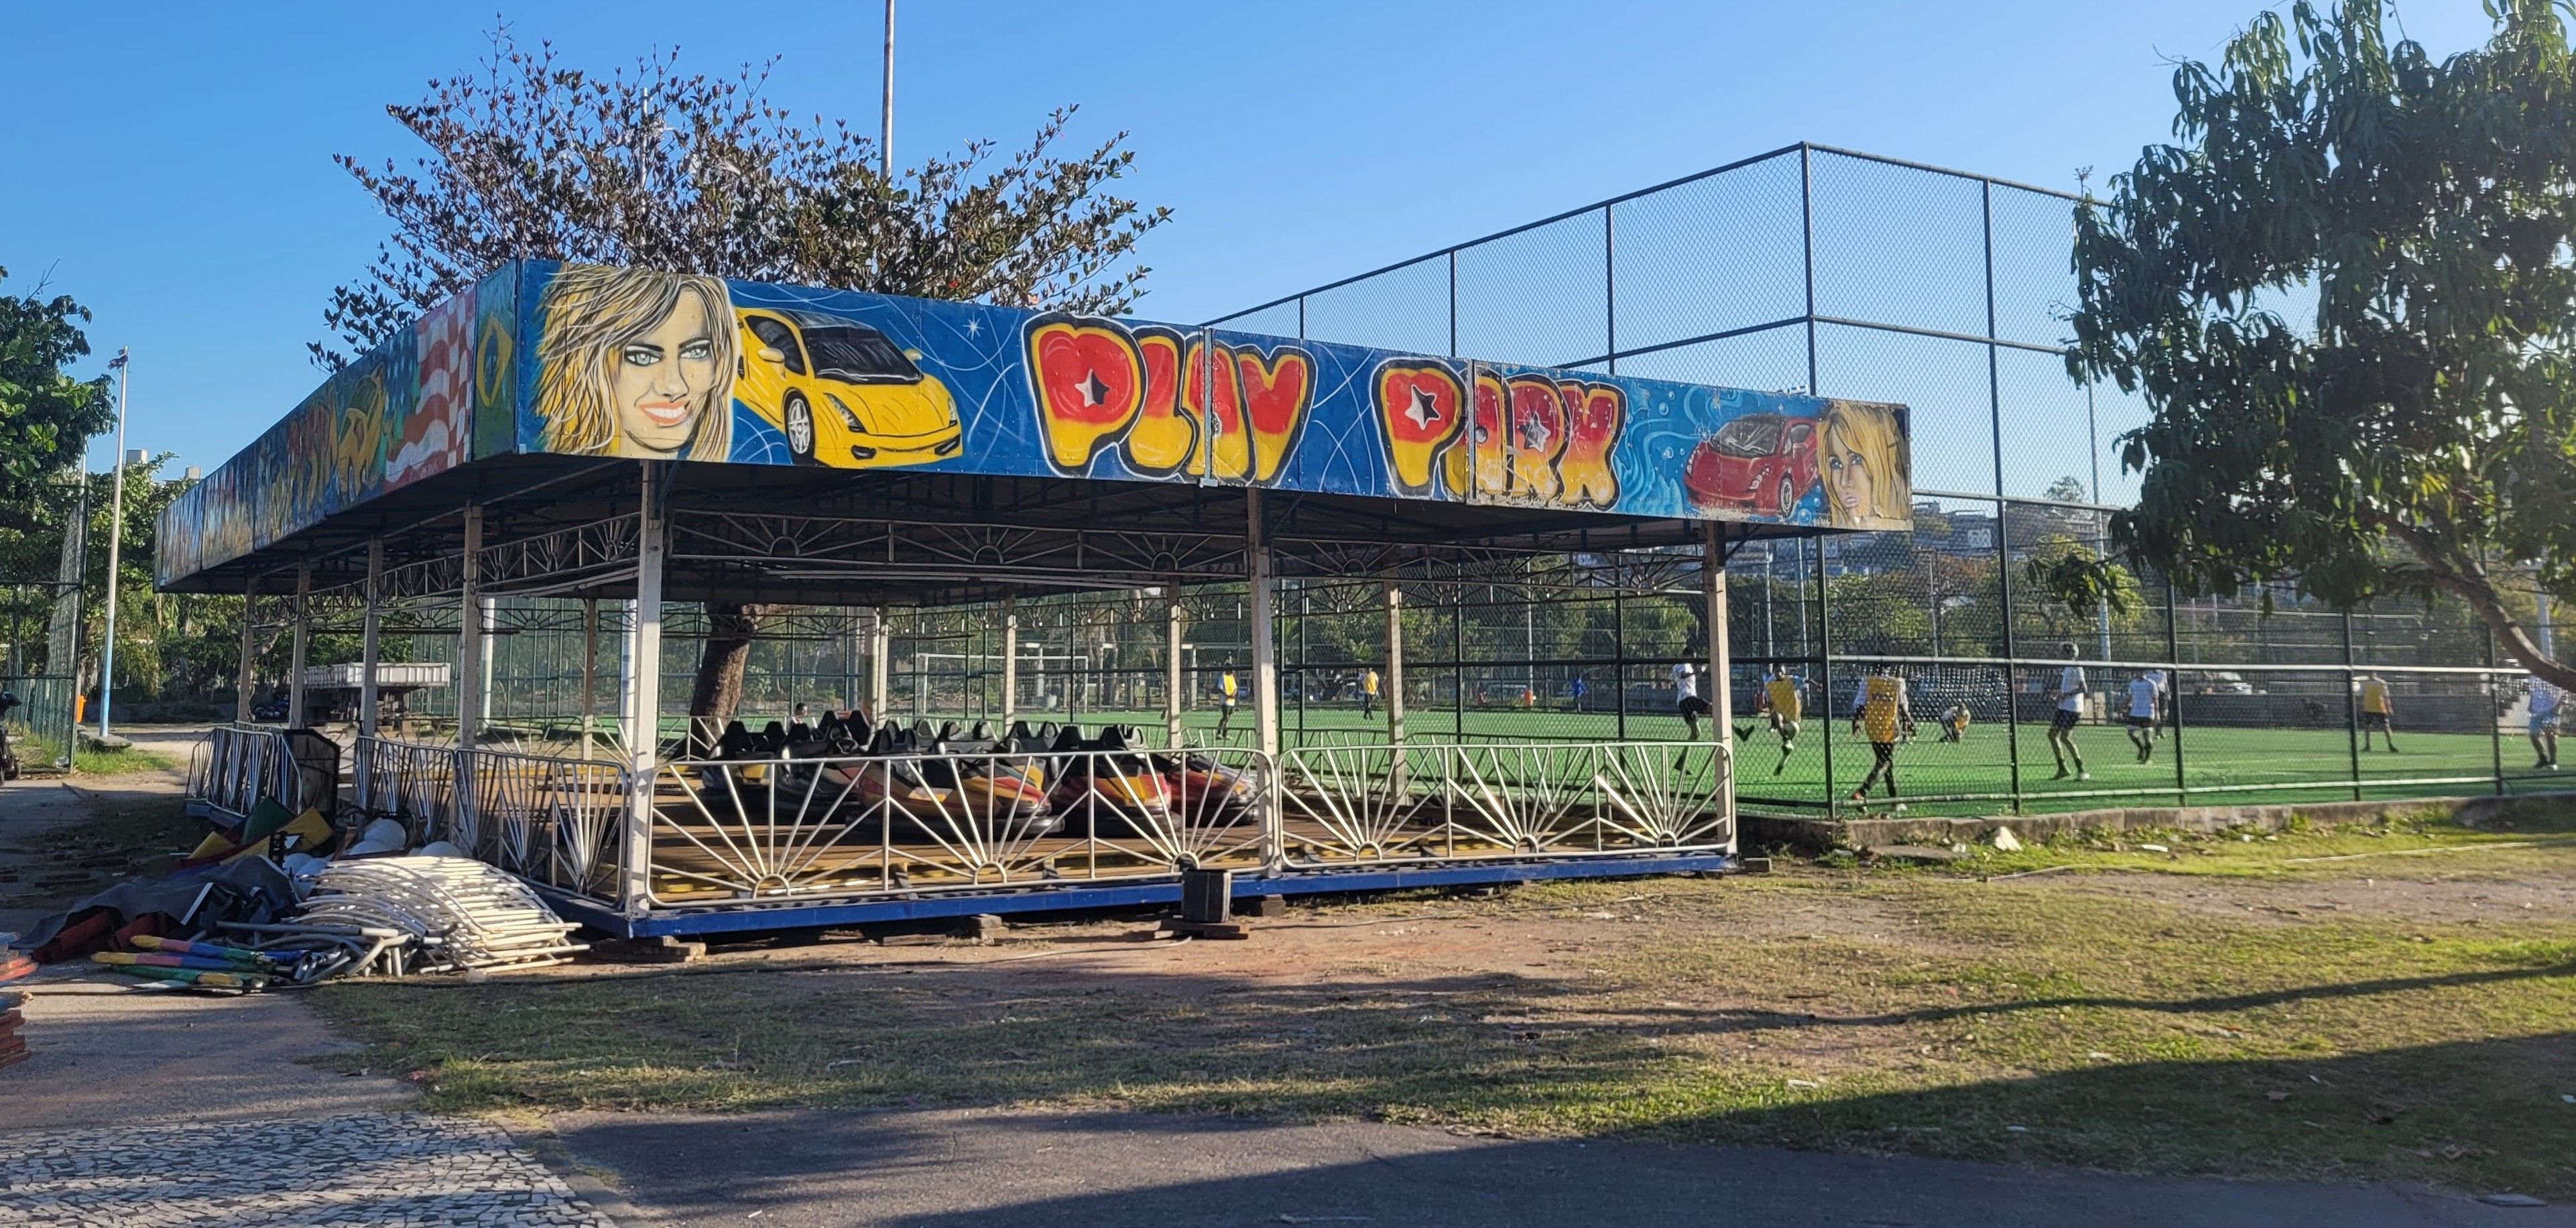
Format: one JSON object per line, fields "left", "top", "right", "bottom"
{"left": 168, "top": 450, "right": 1841, "bottom": 607}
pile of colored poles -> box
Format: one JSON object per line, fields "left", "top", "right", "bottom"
{"left": 0, "top": 989, "right": 25, "bottom": 1071}
{"left": 89, "top": 935, "right": 280, "bottom": 989}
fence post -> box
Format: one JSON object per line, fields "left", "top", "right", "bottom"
{"left": 286, "top": 566, "right": 311, "bottom": 729}
{"left": 2166, "top": 578, "right": 2186, "bottom": 804}
{"left": 1453, "top": 591, "right": 1467, "bottom": 738}
{"left": 1982, "top": 182, "right": 2024, "bottom": 816}
{"left": 1613, "top": 585, "right": 1628, "bottom": 741}
{"left": 2485, "top": 613, "right": 2504, "bottom": 796}
{"left": 2343, "top": 609, "right": 2363, "bottom": 802}
{"left": 237, "top": 576, "right": 258, "bottom": 725}
{"left": 1817, "top": 535, "right": 1835, "bottom": 814}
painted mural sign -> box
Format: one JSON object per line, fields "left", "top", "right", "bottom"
{"left": 159, "top": 260, "right": 1910, "bottom": 586}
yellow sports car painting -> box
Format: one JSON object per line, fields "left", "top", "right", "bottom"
{"left": 735, "top": 308, "right": 963, "bottom": 467}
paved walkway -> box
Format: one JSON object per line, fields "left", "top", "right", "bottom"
{"left": 552, "top": 1105, "right": 2574, "bottom": 1227}
{"left": 0, "top": 731, "right": 615, "bottom": 1227}
{"left": 0, "top": 1114, "right": 612, "bottom": 1226}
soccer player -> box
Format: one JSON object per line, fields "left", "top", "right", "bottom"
{"left": 1671, "top": 662, "right": 1711, "bottom": 741}
{"left": 1756, "top": 665, "right": 1804, "bottom": 774}
{"left": 2530, "top": 678, "right": 2563, "bottom": 770}
{"left": 2357, "top": 672, "right": 2398, "bottom": 752}
{"left": 1217, "top": 668, "right": 1241, "bottom": 738}
{"left": 2125, "top": 672, "right": 2161, "bottom": 763}
{"left": 1360, "top": 666, "right": 1382, "bottom": 720}
{"left": 1849, "top": 664, "right": 1910, "bottom": 802}
{"left": 1937, "top": 701, "right": 1971, "bottom": 742}
{"left": 2046, "top": 641, "right": 2091, "bottom": 781}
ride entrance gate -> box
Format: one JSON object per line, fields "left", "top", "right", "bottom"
{"left": 160, "top": 262, "right": 1913, "bottom": 936}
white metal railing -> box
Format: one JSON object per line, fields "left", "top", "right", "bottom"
{"left": 1274, "top": 740, "right": 1733, "bottom": 868}
{"left": 317, "top": 733, "right": 1735, "bottom": 912}
{"left": 645, "top": 744, "right": 1271, "bottom": 905}
{"left": 188, "top": 723, "right": 333, "bottom": 820}
{"left": 349, "top": 735, "right": 464, "bottom": 841}
{"left": 464, "top": 746, "right": 629, "bottom": 899}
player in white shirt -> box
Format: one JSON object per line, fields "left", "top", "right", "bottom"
{"left": 2046, "top": 641, "right": 2090, "bottom": 781}
{"left": 1670, "top": 662, "right": 1711, "bottom": 740}
{"left": 2125, "top": 672, "right": 2163, "bottom": 763}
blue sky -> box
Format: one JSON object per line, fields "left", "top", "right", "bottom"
{"left": 3, "top": 1, "right": 2501, "bottom": 475}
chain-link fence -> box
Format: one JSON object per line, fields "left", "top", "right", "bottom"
{"left": 1197, "top": 141, "right": 2565, "bottom": 815}
{"left": 275, "top": 142, "right": 2567, "bottom": 817}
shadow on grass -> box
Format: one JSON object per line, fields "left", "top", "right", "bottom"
{"left": 318, "top": 934, "right": 2576, "bottom": 1202}
{"left": 546, "top": 1038, "right": 2575, "bottom": 1227}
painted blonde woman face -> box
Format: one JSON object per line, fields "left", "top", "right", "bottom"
{"left": 609, "top": 286, "right": 723, "bottom": 455}
{"left": 1824, "top": 422, "right": 1876, "bottom": 521}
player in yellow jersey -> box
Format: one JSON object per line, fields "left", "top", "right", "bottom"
{"left": 1849, "top": 664, "right": 1911, "bottom": 802}
{"left": 1754, "top": 665, "right": 1804, "bottom": 775}
{"left": 1937, "top": 700, "right": 1971, "bottom": 742}
{"left": 1360, "top": 667, "right": 1382, "bottom": 720}
{"left": 1217, "top": 668, "right": 1241, "bottom": 739}
{"left": 2357, "top": 673, "right": 2398, "bottom": 752}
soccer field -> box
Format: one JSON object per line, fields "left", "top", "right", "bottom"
{"left": 1037, "top": 702, "right": 2565, "bottom": 817}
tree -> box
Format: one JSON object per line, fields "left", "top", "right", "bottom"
{"left": 0, "top": 269, "right": 115, "bottom": 528}
{"left": 323, "top": 26, "right": 1172, "bottom": 729}
{"left": 2062, "top": 0, "right": 2576, "bottom": 693}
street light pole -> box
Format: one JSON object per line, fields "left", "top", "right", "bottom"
{"left": 98, "top": 349, "right": 131, "bottom": 741}
{"left": 879, "top": 0, "right": 896, "bottom": 180}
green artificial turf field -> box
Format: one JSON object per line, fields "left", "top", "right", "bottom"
{"left": 1037, "top": 702, "right": 2565, "bottom": 816}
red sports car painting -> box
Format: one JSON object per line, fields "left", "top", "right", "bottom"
{"left": 1683, "top": 414, "right": 1819, "bottom": 515}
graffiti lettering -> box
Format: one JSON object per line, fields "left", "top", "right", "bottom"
{"left": 1028, "top": 314, "right": 1314, "bottom": 483}
{"left": 1373, "top": 364, "right": 1463, "bottom": 495}
{"left": 1556, "top": 381, "right": 1621, "bottom": 509}
{"left": 1370, "top": 359, "right": 1626, "bottom": 507}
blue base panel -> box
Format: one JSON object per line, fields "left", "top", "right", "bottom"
{"left": 544, "top": 852, "right": 1741, "bottom": 939}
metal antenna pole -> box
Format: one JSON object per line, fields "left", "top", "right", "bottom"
{"left": 99, "top": 349, "right": 131, "bottom": 739}
{"left": 880, "top": 0, "right": 896, "bottom": 180}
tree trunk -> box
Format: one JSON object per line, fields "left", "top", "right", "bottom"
{"left": 687, "top": 601, "right": 768, "bottom": 752}
{"left": 2389, "top": 525, "right": 2576, "bottom": 695}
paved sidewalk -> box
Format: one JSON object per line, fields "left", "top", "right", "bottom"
{"left": 555, "top": 1105, "right": 2573, "bottom": 1228}
{"left": 1, "top": 737, "right": 617, "bottom": 1227}
{"left": 0, "top": 1113, "right": 612, "bottom": 1226}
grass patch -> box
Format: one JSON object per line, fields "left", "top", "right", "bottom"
{"left": 72, "top": 744, "right": 178, "bottom": 776}
{"left": 310, "top": 822, "right": 2576, "bottom": 1199}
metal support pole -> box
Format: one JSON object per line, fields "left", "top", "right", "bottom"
{"left": 479, "top": 595, "right": 498, "bottom": 728}
{"left": 1000, "top": 595, "right": 1020, "bottom": 729}
{"left": 2166, "top": 578, "right": 2185, "bottom": 803}
{"left": 1384, "top": 576, "right": 1406, "bottom": 747}
{"left": 1166, "top": 587, "right": 1186, "bottom": 749}
{"left": 1613, "top": 583, "right": 1629, "bottom": 741}
{"left": 1800, "top": 145, "right": 1819, "bottom": 393}
{"left": 456, "top": 504, "right": 485, "bottom": 753}
{"left": 869, "top": 610, "right": 890, "bottom": 722}
{"left": 97, "top": 353, "right": 131, "bottom": 741}
{"left": 581, "top": 597, "right": 599, "bottom": 760}
{"left": 1705, "top": 522, "right": 1731, "bottom": 753}
{"left": 287, "top": 566, "right": 311, "bottom": 728}
{"left": 1815, "top": 534, "right": 1835, "bottom": 814}
{"left": 620, "top": 463, "right": 666, "bottom": 914}
{"left": 1451, "top": 591, "right": 1467, "bottom": 737}
{"left": 1983, "top": 180, "right": 2022, "bottom": 816}
{"left": 2344, "top": 609, "right": 2363, "bottom": 801}
{"left": 236, "top": 578, "right": 257, "bottom": 724}
{"left": 359, "top": 542, "right": 383, "bottom": 737}
{"left": 1245, "top": 490, "right": 1281, "bottom": 759}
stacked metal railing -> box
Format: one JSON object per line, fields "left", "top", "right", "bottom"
{"left": 211, "top": 731, "right": 1733, "bottom": 913}
{"left": 188, "top": 723, "right": 328, "bottom": 821}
